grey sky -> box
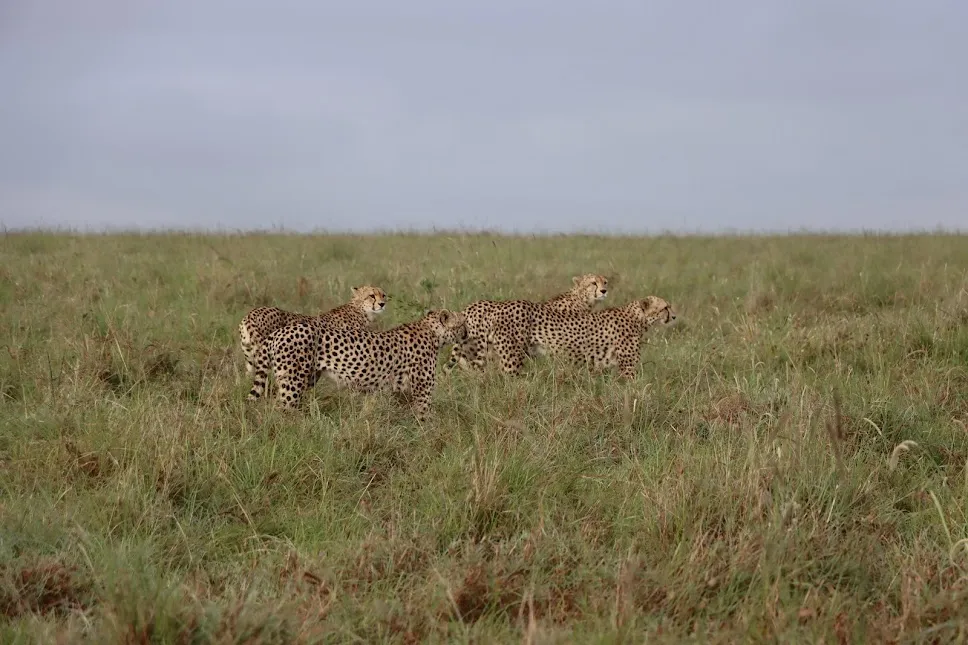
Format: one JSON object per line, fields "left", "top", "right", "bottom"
{"left": 1, "top": 0, "right": 966, "bottom": 233}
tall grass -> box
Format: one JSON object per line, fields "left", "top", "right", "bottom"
{"left": 1, "top": 232, "right": 967, "bottom": 643}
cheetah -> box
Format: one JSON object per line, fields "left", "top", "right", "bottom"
{"left": 521, "top": 296, "right": 677, "bottom": 378}
{"left": 247, "top": 309, "right": 468, "bottom": 420}
{"left": 445, "top": 273, "right": 609, "bottom": 374}
{"left": 238, "top": 285, "right": 387, "bottom": 377}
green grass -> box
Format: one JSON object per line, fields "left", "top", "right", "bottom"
{"left": 2, "top": 231, "right": 968, "bottom": 643}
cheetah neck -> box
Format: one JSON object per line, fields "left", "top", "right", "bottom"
{"left": 643, "top": 312, "right": 668, "bottom": 330}
{"left": 382, "top": 319, "right": 452, "bottom": 347}
{"left": 543, "top": 291, "right": 590, "bottom": 313}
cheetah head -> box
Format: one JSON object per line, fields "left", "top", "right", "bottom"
{"left": 571, "top": 274, "right": 609, "bottom": 304}
{"left": 423, "top": 309, "right": 469, "bottom": 344}
{"left": 351, "top": 285, "right": 388, "bottom": 319}
{"left": 629, "top": 296, "right": 677, "bottom": 327}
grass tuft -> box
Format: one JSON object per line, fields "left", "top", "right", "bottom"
{"left": 1, "top": 232, "right": 967, "bottom": 641}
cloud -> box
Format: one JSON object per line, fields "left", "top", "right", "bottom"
{"left": 1, "top": 0, "right": 966, "bottom": 232}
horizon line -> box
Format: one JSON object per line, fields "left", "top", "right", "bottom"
{"left": 3, "top": 224, "right": 967, "bottom": 238}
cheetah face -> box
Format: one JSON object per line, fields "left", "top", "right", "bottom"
{"left": 352, "top": 285, "right": 388, "bottom": 316}
{"left": 633, "top": 296, "right": 677, "bottom": 326}
{"left": 572, "top": 274, "right": 609, "bottom": 304}
{"left": 426, "top": 309, "right": 468, "bottom": 344}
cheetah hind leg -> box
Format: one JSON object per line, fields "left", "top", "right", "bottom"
{"left": 274, "top": 355, "right": 315, "bottom": 410}
{"left": 239, "top": 338, "right": 255, "bottom": 374}
{"left": 444, "top": 344, "right": 463, "bottom": 372}
{"left": 275, "top": 376, "right": 306, "bottom": 410}
{"left": 464, "top": 336, "right": 487, "bottom": 370}
{"left": 243, "top": 342, "right": 257, "bottom": 375}
{"left": 247, "top": 344, "right": 272, "bottom": 401}
{"left": 239, "top": 326, "right": 257, "bottom": 375}
{"left": 249, "top": 361, "right": 280, "bottom": 399}
{"left": 490, "top": 325, "right": 528, "bottom": 376}
{"left": 247, "top": 342, "right": 285, "bottom": 401}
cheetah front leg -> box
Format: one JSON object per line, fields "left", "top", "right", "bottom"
{"left": 444, "top": 343, "right": 466, "bottom": 372}
{"left": 408, "top": 379, "right": 434, "bottom": 421}
{"left": 445, "top": 336, "right": 486, "bottom": 372}
{"left": 465, "top": 336, "right": 487, "bottom": 370}
{"left": 615, "top": 351, "right": 639, "bottom": 379}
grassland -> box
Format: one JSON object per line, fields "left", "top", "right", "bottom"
{"left": 1, "top": 231, "right": 967, "bottom": 643}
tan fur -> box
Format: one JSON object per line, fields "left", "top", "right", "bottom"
{"left": 524, "top": 296, "right": 677, "bottom": 378}
{"left": 238, "top": 285, "right": 387, "bottom": 377}
{"left": 247, "top": 309, "right": 467, "bottom": 420}
{"left": 446, "top": 274, "right": 609, "bottom": 374}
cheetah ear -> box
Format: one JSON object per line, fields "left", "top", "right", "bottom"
{"left": 572, "top": 276, "right": 583, "bottom": 286}
{"left": 352, "top": 286, "right": 362, "bottom": 296}
{"left": 438, "top": 310, "right": 451, "bottom": 324}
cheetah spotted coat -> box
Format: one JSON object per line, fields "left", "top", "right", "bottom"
{"left": 239, "top": 285, "right": 387, "bottom": 377}
{"left": 247, "top": 309, "right": 467, "bottom": 420}
{"left": 524, "top": 296, "right": 677, "bottom": 378}
{"left": 446, "top": 274, "right": 609, "bottom": 374}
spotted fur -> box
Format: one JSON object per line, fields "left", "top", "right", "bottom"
{"left": 446, "top": 274, "right": 609, "bottom": 374}
{"left": 239, "top": 285, "right": 387, "bottom": 377}
{"left": 522, "top": 296, "right": 677, "bottom": 378}
{"left": 247, "top": 309, "right": 467, "bottom": 420}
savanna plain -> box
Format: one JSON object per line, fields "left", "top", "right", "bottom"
{"left": 2, "top": 232, "right": 968, "bottom": 644}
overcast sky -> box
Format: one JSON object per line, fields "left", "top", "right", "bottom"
{"left": 1, "top": 0, "right": 965, "bottom": 233}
